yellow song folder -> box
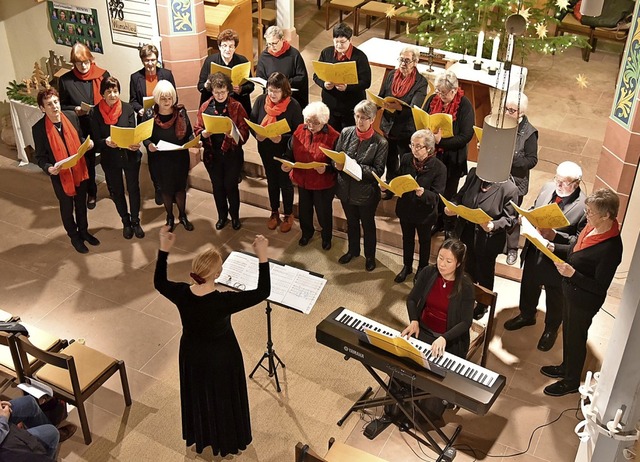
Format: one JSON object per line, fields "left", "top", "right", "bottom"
{"left": 372, "top": 172, "right": 419, "bottom": 197}
{"left": 365, "top": 90, "right": 409, "bottom": 113}
{"left": 319, "top": 147, "right": 362, "bottom": 181}
{"left": 521, "top": 217, "right": 565, "bottom": 263}
{"left": 440, "top": 194, "right": 492, "bottom": 224}
{"left": 209, "top": 61, "right": 251, "bottom": 87}
{"left": 143, "top": 96, "right": 155, "bottom": 111}
{"left": 54, "top": 136, "right": 91, "bottom": 169}
{"left": 473, "top": 126, "right": 483, "bottom": 144}
{"left": 202, "top": 114, "right": 232, "bottom": 134}
{"left": 245, "top": 118, "right": 291, "bottom": 139}
{"left": 411, "top": 106, "right": 454, "bottom": 138}
{"left": 511, "top": 201, "right": 570, "bottom": 229}
{"left": 364, "top": 330, "right": 429, "bottom": 369}
{"left": 312, "top": 60, "right": 358, "bottom": 85}
{"left": 274, "top": 157, "right": 327, "bottom": 170}
{"left": 110, "top": 118, "right": 154, "bottom": 148}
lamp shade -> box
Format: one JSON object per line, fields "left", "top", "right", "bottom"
{"left": 580, "top": 0, "right": 605, "bottom": 17}
{"left": 476, "top": 114, "right": 518, "bottom": 183}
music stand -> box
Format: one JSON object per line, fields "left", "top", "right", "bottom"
{"left": 249, "top": 300, "right": 285, "bottom": 392}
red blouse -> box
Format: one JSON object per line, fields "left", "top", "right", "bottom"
{"left": 421, "top": 275, "right": 453, "bottom": 334}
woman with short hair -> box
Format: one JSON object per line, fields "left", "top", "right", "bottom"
{"left": 250, "top": 72, "right": 303, "bottom": 233}
{"left": 90, "top": 76, "right": 144, "bottom": 239}
{"left": 334, "top": 100, "right": 387, "bottom": 271}
{"left": 144, "top": 80, "right": 196, "bottom": 231}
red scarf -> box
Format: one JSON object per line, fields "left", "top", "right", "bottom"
{"left": 154, "top": 105, "right": 188, "bottom": 139}
{"left": 574, "top": 219, "right": 620, "bottom": 252}
{"left": 261, "top": 96, "right": 290, "bottom": 126}
{"left": 72, "top": 62, "right": 106, "bottom": 104}
{"left": 429, "top": 87, "right": 465, "bottom": 121}
{"left": 356, "top": 125, "right": 374, "bottom": 141}
{"left": 334, "top": 43, "right": 354, "bottom": 61}
{"left": 45, "top": 114, "right": 88, "bottom": 196}
{"left": 391, "top": 68, "right": 417, "bottom": 98}
{"left": 98, "top": 98, "right": 122, "bottom": 125}
{"left": 268, "top": 40, "right": 291, "bottom": 58}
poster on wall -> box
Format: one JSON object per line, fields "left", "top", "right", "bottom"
{"left": 48, "top": 2, "right": 104, "bottom": 54}
{"left": 106, "top": 0, "right": 158, "bottom": 49}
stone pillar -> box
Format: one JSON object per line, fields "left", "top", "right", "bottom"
{"left": 155, "top": 0, "right": 208, "bottom": 123}
{"left": 277, "top": 0, "right": 299, "bottom": 48}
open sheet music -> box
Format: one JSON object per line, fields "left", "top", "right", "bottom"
{"left": 215, "top": 251, "right": 326, "bottom": 314}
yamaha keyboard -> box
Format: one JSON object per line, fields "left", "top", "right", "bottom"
{"left": 316, "top": 307, "right": 506, "bottom": 415}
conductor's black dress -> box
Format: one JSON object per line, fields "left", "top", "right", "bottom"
{"left": 154, "top": 251, "right": 271, "bottom": 455}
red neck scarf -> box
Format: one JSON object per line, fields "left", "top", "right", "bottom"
{"left": 72, "top": 62, "right": 107, "bottom": 104}
{"left": 334, "top": 43, "right": 354, "bottom": 61}
{"left": 429, "top": 87, "right": 465, "bottom": 121}
{"left": 356, "top": 125, "right": 374, "bottom": 141}
{"left": 268, "top": 40, "right": 291, "bottom": 58}
{"left": 391, "top": 68, "right": 417, "bottom": 98}
{"left": 154, "top": 105, "right": 187, "bottom": 139}
{"left": 44, "top": 114, "right": 88, "bottom": 196}
{"left": 574, "top": 219, "right": 620, "bottom": 252}
{"left": 412, "top": 154, "right": 433, "bottom": 173}
{"left": 261, "top": 96, "right": 290, "bottom": 126}
{"left": 98, "top": 99, "right": 122, "bottom": 125}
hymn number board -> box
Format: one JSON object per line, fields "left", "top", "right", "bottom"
{"left": 106, "top": 0, "right": 158, "bottom": 48}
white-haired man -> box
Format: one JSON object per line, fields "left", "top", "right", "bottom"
{"left": 503, "top": 161, "right": 586, "bottom": 351}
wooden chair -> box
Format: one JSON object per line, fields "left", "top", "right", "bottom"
{"left": 15, "top": 335, "right": 132, "bottom": 444}
{"left": 554, "top": 13, "right": 629, "bottom": 62}
{"left": 385, "top": 6, "right": 424, "bottom": 40}
{"left": 0, "top": 331, "right": 21, "bottom": 394}
{"left": 467, "top": 283, "right": 498, "bottom": 368}
{"left": 355, "top": 1, "right": 392, "bottom": 36}
{"left": 295, "top": 439, "right": 389, "bottom": 461}
{"left": 325, "top": 0, "right": 368, "bottom": 32}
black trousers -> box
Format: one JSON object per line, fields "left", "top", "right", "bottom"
{"left": 85, "top": 148, "right": 97, "bottom": 197}
{"left": 328, "top": 112, "right": 355, "bottom": 133}
{"left": 519, "top": 249, "right": 564, "bottom": 330}
{"left": 51, "top": 176, "right": 88, "bottom": 240}
{"left": 460, "top": 223, "right": 505, "bottom": 292}
{"left": 385, "top": 137, "right": 410, "bottom": 182}
{"left": 400, "top": 220, "right": 433, "bottom": 269}
{"left": 102, "top": 160, "right": 141, "bottom": 223}
{"left": 261, "top": 154, "right": 293, "bottom": 215}
{"left": 341, "top": 199, "right": 378, "bottom": 258}
{"left": 298, "top": 186, "right": 334, "bottom": 242}
{"left": 562, "top": 290, "right": 600, "bottom": 385}
{"left": 205, "top": 150, "right": 244, "bottom": 220}
{"left": 506, "top": 194, "right": 523, "bottom": 250}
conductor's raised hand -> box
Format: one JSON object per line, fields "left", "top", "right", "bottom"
{"left": 401, "top": 320, "right": 420, "bottom": 339}
{"left": 159, "top": 225, "right": 176, "bottom": 252}
{"left": 252, "top": 235, "right": 269, "bottom": 263}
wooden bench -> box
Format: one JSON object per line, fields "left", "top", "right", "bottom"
{"left": 325, "top": 0, "right": 368, "bottom": 31}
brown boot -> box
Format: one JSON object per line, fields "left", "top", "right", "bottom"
{"left": 58, "top": 423, "right": 78, "bottom": 442}
{"left": 280, "top": 214, "right": 294, "bottom": 233}
{"left": 267, "top": 212, "right": 281, "bottom": 230}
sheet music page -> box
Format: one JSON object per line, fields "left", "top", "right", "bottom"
{"left": 216, "top": 251, "right": 259, "bottom": 290}
{"left": 280, "top": 268, "right": 327, "bottom": 314}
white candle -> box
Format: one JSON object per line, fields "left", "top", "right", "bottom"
{"left": 475, "top": 31, "right": 484, "bottom": 60}
{"left": 491, "top": 35, "right": 500, "bottom": 62}
{"left": 506, "top": 34, "right": 514, "bottom": 62}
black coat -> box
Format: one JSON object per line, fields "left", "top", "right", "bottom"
{"left": 510, "top": 115, "right": 538, "bottom": 196}
{"left": 313, "top": 46, "right": 371, "bottom": 117}
{"left": 89, "top": 101, "right": 142, "bottom": 168}
{"left": 58, "top": 68, "right": 110, "bottom": 137}
{"left": 334, "top": 127, "right": 387, "bottom": 206}
{"left": 378, "top": 70, "right": 428, "bottom": 139}
{"left": 249, "top": 94, "right": 303, "bottom": 159}
{"left": 256, "top": 46, "right": 309, "bottom": 108}
{"left": 395, "top": 153, "right": 447, "bottom": 224}
{"left": 197, "top": 53, "right": 254, "bottom": 115}
{"left": 33, "top": 111, "right": 84, "bottom": 174}
{"left": 408, "top": 265, "right": 475, "bottom": 358}
{"left": 129, "top": 67, "right": 176, "bottom": 115}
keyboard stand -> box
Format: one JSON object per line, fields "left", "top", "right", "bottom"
{"left": 338, "top": 364, "right": 462, "bottom": 462}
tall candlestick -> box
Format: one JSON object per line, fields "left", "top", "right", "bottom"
{"left": 475, "top": 31, "right": 484, "bottom": 61}
{"left": 491, "top": 35, "right": 500, "bottom": 62}
{"left": 506, "top": 34, "right": 514, "bottom": 62}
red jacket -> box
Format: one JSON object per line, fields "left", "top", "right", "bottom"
{"left": 289, "top": 123, "right": 339, "bottom": 190}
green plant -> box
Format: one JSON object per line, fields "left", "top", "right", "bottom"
{"left": 6, "top": 80, "right": 37, "bottom": 106}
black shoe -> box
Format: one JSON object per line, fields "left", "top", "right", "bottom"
{"left": 123, "top": 225, "right": 134, "bottom": 239}
{"left": 215, "top": 218, "right": 228, "bottom": 230}
{"left": 87, "top": 196, "right": 96, "bottom": 210}
{"left": 381, "top": 190, "right": 394, "bottom": 200}
{"left": 338, "top": 252, "right": 354, "bottom": 264}
{"left": 540, "top": 365, "right": 565, "bottom": 379}
{"left": 166, "top": 216, "right": 175, "bottom": 232}
{"left": 231, "top": 218, "right": 241, "bottom": 230}
{"left": 506, "top": 249, "right": 518, "bottom": 265}
{"left": 473, "top": 304, "right": 488, "bottom": 320}
{"left": 394, "top": 266, "right": 412, "bottom": 283}
{"left": 504, "top": 314, "right": 536, "bottom": 331}
{"left": 57, "top": 423, "right": 77, "bottom": 442}
{"left": 544, "top": 380, "right": 579, "bottom": 397}
{"left": 180, "top": 216, "right": 194, "bottom": 231}
{"left": 537, "top": 329, "right": 558, "bottom": 351}
{"left": 365, "top": 257, "right": 376, "bottom": 272}
{"left": 80, "top": 232, "right": 100, "bottom": 246}
{"left": 322, "top": 240, "right": 331, "bottom": 251}
{"left": 154, "top": 190, "right": 163, "bottom": 206}
{"left": 298, "top": 236, "right": 311, "bottom": 246}
{"left": 132, "top": 221, "right": 145, "bottom": 238}
{"left": 71, "top": 238, "right": 88, "bottom": 254}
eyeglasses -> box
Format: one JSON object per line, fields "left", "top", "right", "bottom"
{"left": 409, "top": 143, "right": 426, "bottom": 150}
{"left": 212, "top": 89, "right": 229, "bottom": 96}
{"left": 398, "top": 57, "right": 415, "bottom": 64}
{"left": 505, "top": 107, "right": 518, "bottom": 114}
{"left": 75, "top": 60, "right": 91, "bottom": 67}
{"left": 354, "top": 114, "right": 371, "bottom": 121}
{"left": 304, "top": 118, "right": 322, "bottom": 126}
{"left": 554, "top": 176, "right": 578, "bottom": 187}
{"left": 584, "top": 207, "right": 598, "bottom": 217}
{"left": 266, "top": 39, "right": 281, "bottom": 48}
{"left": 435, "top": 88, "right": 452, "bottom": 96}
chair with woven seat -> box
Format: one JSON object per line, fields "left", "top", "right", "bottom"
{"left": 325, "top": 0, "right": 368, "bottom": 31}
{"left": 15, "top": 335, "right": 132, "bottom": 444}
{"left": 467, "top": 283, "right": 498, "bottom": 368}
{"left": 355, "top": 1, "right": 392, "bottom": 36}
{"left": 385, "top": 6, "right": 424, "bottom": 40}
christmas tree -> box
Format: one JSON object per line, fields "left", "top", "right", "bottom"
{"left": 398, "top": 0, "right": 588, "bottom": 59}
